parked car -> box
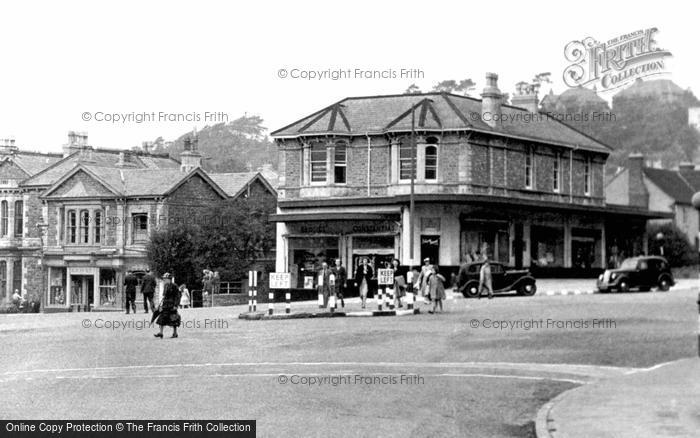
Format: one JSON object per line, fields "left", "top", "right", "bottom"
{"left": 458, "top": 262, "right": 537, "bottom": 298}
{"left": 597, "top": 256, "right": 674, "bottom": 292}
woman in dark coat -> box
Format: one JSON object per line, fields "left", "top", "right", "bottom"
{"left": 391, "top": 258, "right": 407, "bottom": 308}
{"left": 155, "top": 273, "right": 181, "bottom": 338}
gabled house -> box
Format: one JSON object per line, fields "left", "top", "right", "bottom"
{"left": 606, "top": 154, "right": 700, "bottom": 248}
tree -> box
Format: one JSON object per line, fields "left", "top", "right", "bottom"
{"left": 404, "top": 84, "right": 422, "bottom": 94}
{"left": 646, "top": 223, "right": 698, "bottom": 267}
{"left": 431, "top": 78, "right": 476, "bottom": 96}
{"left": 146, "top": 195, "right": 276, "bottom": 289}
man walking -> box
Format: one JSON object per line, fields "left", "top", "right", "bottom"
{"left": 124, "top": 271, "right": 138, "bottom": 314}
{"left": 332, "top": 258, "right": 347, "bottom": 308}
{"left": 141, "top": 269, "right": 157, "bottom": 313}
{"left": 479, "top": 259, "right": 494, "bottom": 299}
{"left": 317, "top": 261, "right": 332, "bottom": 308}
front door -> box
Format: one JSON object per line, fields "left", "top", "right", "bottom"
{"left": 71, "top": 275, "right": 94, "bottom": 309}
{"left": 421, "top": 235, "right": 440, "bottom": 265}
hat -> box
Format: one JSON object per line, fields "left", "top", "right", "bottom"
{"left": 162, "top": 273, "right": 172, "bottom": 279}
{"left": 423, "top": 258, "right": 430, "bottom": 263}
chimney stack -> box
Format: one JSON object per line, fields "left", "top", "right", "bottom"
{"left": 63, "top": 131, "right": 87, "bottom": 157}
{"left": 481, "top": 72, "right": 502, "bottom": 128}
{"left": 180, "top": 135, "right": 202, "bottom": 173}
{"left": 628, "top": 153, "right": 649, "bottom": 207}
{"left": 511, "top": 81, "right": 540, "bottom": 113}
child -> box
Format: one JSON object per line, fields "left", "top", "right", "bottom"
{"left": 179, "top": 284, "right": 191, "bottom": 309}
{"left": 427, "top": 266, "right": 446, "bottom": 314}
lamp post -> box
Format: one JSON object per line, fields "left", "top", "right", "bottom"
{"left": 408, "top": 98, "right": 433, "bottom": 270}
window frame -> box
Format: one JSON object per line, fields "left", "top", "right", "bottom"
{"left": 13, "top": 200, "right": 23, "bottom": 237}
{"left": 525, "top": 148, "right": 534, "bottom": 189}
{"left": 0, "top": 201, "right": 7, "bottom": 237}
{"left": 333, "top": 142, "right": 347, "bottom": 184}
{"left": 553, "top": 152, "right": 561, "bottom": 193}
{"left": 309, "top": 143, "right": 328, "bottom": 184}
{"left": 67, "top": 210, "right": 77, "bottom": 244}
{"left": 94, "top": 210, "right": 104, "bottom": 244}
{"left": 424, "top": 142, "right": 438, "bottom": 182}
{"left": 79, "top": 209, "right": 90, "bottom": 244}
{"left": 398, "top": 140, "right": 416, "bottom": 182}
{"left": 584, "top": 157, "right": 592, "bottom": 196}
{"left": 132, "top": 213, "right": 149, "bottom": 243}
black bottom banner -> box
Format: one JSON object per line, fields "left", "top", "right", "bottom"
{"left": 1, "top": 421, "right": 256, "bottom": 437}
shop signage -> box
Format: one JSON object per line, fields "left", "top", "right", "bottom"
{"left": 69, "top": 267, "right": 97, "bottom": 275}
{"left": 269, "top": 272, "right": 291, "bottom": 289}
{"left": 378, "top": 269, "right": 395, "bottom": 285}
{"left": 294, "top": 220, "right": 399, "bottom": 235}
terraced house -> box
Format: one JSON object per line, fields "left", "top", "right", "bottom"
{"left": 0, "top": 132, "right": 277, "bottom": 311}
{"left": 271, "top": 73, "right": 667, "bottom": 286}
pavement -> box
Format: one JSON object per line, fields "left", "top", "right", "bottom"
{"left": 537, "top": 357, "right": 700, "bottom": 438}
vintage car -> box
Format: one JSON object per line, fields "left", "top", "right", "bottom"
{"left": 458, "top": 262, "right": 537, "bottom": 298}
{"left": 597, "top": 256, "right": 674, "bottom": 292}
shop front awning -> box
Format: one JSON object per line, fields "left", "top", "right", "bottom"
{"left": 270, "top": 208, "right": 402, "bottom": 222}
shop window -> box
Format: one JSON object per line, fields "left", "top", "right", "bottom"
{"left": 420, "top": 235, "right": 441, "bottom": 265}
{"left": 12, "top": 259, "right": 21, "bottom": 294}
{"left": 530, "top": 225, "right": 565, "bottom": 267}
{"left": 0, "top": 261, "right": 5, "bottom": 298}
{"left": 334, "top": 143, "right": 347, "bottom": 184}
{"left": 399, "top": 140, "right": 416, "bottom": 181}
{"left": 68, "top": 210, "right": 77, "bottom": 243}
{"left": 79, "top": 210, "right": 90, "bottom": 244}
{"left": 572, "top": 228, "right": 602, "bottom": 269}
{"left": 289, "top": 236, "right": 339, "bottom": 288}
{"left": 94, "top": 210, "right": 104, "bottom": 244}
{"left": 132, "top": 213, "right": 149, "bottom": 243}
{"left": 310, "top": 143, "right": 327, "bottom": 183}
{"left": 48, "top": 267, "right": 66, "bottom": 306}
{"left": 14, "top": 200, "right": 23, "bottom": 236}
{"left": 0, "top": 201, "right": 7, "bottom": 237}
{"left": 352, "top": 235, "right": 396, "bottom": 274}
{"left": 461, "top": 221, "right": 509, "bottom": 263}
{"left": 99, "top": 269, "right": 117, "bottom": 307}
{"left": 425, "top": 142, "right": 438, "bottom": 181}
{"left": 553, "top": 153, "right": 561, "bottom": 192}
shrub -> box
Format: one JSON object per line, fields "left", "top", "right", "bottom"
{"left": 647, "top": 223, "right": 698, "bottom": 267}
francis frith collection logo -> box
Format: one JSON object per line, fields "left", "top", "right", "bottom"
{"left": 563, "top": 27, "right": 672, "bottom": 92}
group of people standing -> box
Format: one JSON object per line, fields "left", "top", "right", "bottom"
{"left": 123, "top": 269, "right": 185, "bottom": 338}
{"left": 201, "top": 270, "right": 220, "bottom": 297}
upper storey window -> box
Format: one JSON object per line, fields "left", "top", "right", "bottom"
{"left": 334, "top": 142, "right": 347, "bottom": 184}
{"left": 525, "top": 147, "right": 534, "bottom": 189}
{"left": 310, "top": 143, "right": 327, "bottom": 183}
{"left": 424, "top": 136, "right": 439, "bottom": 181}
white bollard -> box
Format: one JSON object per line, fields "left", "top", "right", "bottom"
{"left": 285, "top": 292, "right": 291, "bottom": 314}
{"left": 268, "top": 291, "right": 274, "bottom": 315}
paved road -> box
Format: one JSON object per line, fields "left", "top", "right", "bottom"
{"left": 0, "top": 286, "right": 697, "bottom": 437}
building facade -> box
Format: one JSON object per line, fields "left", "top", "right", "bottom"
{"left": 272, "top": 74, "right": 664, "bottom": 286}
{"left": 0, "top": 132, "right": 277, "bottom": 311}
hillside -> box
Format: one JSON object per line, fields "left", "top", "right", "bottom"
{"left": 147, "top": 115, "right": 278, "bottom": 173}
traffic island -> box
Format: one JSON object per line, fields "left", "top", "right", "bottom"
{"left": 238, "top": 308, "right": 420, "bottom": 320}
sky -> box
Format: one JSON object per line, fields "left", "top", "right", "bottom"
{"left": 0, "top": 0, "right": 697, "bottom": 153}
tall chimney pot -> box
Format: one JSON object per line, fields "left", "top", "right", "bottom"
{"left": 481, "top": 72, "right": 502, "bottom": 128}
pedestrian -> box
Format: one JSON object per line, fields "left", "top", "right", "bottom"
{"left": 354, "top": 257, "right": 374, "bottom": 309}
{"left": 154, "top": 273, "right": 181, "bottom": 338}
{"left": 212, "top": 271, "right": 220, "bottom": 295}
{"left": 332, "top": 258, "right": 347, "bottom": 308}
{"left": 141, "top": 269, "right": 157, "bottom": 313}
{"left": 124, "top": 271, "right": 138, "bottom": 314}
{"left": 391, "top": 258, "right": 406, "bottom": 308}
{"left": 317, "top": 261, "right": 332, "bottom": 308}
{"left": 416, "top": 258, "right": 433, "bottom": 303}
{"left": 179, "top": 284, "right": 191, "bottom": 309}
{"left": 479, "top": 259, "right": 494, "bottom": 299}
{"left": 427, "top": 265, "right": 446, "bottom": 314}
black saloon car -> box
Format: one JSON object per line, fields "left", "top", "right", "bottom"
{"left": 457, "top": 262, "right": 537, "bottom": 298}
{"left": 597, "top": 256, "right": 674, "bottom": 292}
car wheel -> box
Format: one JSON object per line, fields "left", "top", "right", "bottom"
{"left": 618, "top": 281, "right": 629, "bottom": 292}
{"left": 462, "top": 283, "right": 480, "bottom": 298}
{"left": 519, "top": 283, "right": 537, "bottom": 296}
{"left": 658, "top": 278, "right": 671, "bottom": 292}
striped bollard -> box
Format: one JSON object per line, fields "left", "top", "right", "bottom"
{"left": 378, "top": 287, "right": 384, "bottom": 311}
{"left": 285, "top": 291, "right": 291, "bottom": 314}
{"left": 406, "top": 271, "right": 415, "bottom": 310}
{"left": 388, "top": 288, "right": 395, "bottom": 310}
{"left": 253, "top": 272, "right": 257, "bottom": 312}
{"left": 329, "top": 295, "right": 336, "bottom": 314}
{"left": 248, "top": 271, "right": 253, "bottom": 312}
{"left": 268, "top": 291, "right": 274, "bottom": 315}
